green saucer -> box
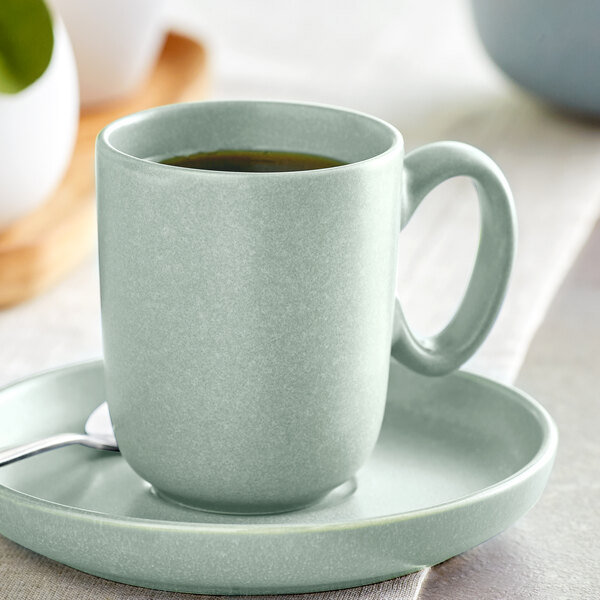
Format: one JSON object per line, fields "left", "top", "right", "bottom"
{"left": 0, "top": 361, "right": 557, "bottom": 594}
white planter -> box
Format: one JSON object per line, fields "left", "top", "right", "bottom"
{"left": 49, "top": 0, "right": 167, "bottom": 107}
{"left": 0, "top": 16, "right": 79, "bottom": 229}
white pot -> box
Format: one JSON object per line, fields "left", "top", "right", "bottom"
{"left": 0, "top": 16, "right": 79, "bottom": 230}
{"left": 49, "top": 0, "right": 167, "bottom": 107}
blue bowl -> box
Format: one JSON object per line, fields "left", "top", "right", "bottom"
{"left": 472, "top": 0, "right": 600, "bottom": 117}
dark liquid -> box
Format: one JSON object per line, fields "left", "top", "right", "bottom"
{"left": 159, "top": 149, "right": 346, "bottom": 172}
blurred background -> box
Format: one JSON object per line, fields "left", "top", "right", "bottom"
{"left": 1, "top": 0, "right": 599, "bottom": 386}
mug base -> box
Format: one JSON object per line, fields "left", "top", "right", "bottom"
{"left": 150, "top": 478, "right": 357, "bottom": 516}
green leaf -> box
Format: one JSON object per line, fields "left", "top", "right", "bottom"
{"left": 0, "top": 0, "right": 54, "bottom": 94}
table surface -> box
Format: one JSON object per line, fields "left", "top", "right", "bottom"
{"left": 1, "top": 221, "right": 597, "bottom": 600}
{"left": 422, "top": 218, "right": 600, "bottom": 599}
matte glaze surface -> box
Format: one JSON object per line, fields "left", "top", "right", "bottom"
{"left": 97, "top": 101, "right": 402, "bottom": 513}
{"left": 96, "top": 101, "right": 516, "bottom": 513}
{"left": 472, "top": 0, "right": 600, "bottom": 116}
{"left": 0, "top": 361, "right": 556, "bottom": 594}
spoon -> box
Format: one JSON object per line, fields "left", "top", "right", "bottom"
{"left": 0, "top": 403, "right": 118, "bottom": 466}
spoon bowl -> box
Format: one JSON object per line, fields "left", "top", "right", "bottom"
{"left": 84, "top": 402, "right": 115, "bottom": 444}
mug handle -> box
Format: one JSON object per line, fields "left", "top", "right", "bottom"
{"left": 391, "top": 141, "right": 517, "bottom": 376}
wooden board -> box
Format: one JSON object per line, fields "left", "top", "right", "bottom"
{"left": 0, "top": 33, "right": 208, "bottom": 307}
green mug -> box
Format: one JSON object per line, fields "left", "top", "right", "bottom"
{"left": 96, "top": 100, "right": 516, "bottom": 514}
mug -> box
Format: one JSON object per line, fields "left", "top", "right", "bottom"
{"left": 96, "top": 100, "right": 516, "bottom": 514}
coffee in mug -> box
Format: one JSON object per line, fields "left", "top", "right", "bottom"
{"left": 159, "top": 149, "right": 346, "bottom": 172}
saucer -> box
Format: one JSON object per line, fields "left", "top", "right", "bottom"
{"left": 0, "top": 361, "right": 557, "bottom": 595}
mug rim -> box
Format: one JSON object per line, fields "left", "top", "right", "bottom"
{"left": 97, "top": 99, "right": 404, "bottom": 176}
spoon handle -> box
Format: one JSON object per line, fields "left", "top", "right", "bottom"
{"left": 0, "top": 433, "right": 118, "bottom": 467}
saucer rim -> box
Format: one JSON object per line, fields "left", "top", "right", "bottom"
{"left": 0, "top": 359, "right": 558, "bottom": 534}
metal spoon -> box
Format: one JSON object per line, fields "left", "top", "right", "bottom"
{"left": 0, "top": 403, "right": 117, "bottom": 466}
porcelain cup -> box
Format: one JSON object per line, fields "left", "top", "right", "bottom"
{"left": 96, "top": 100, "right": 516, "bottom": 514}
